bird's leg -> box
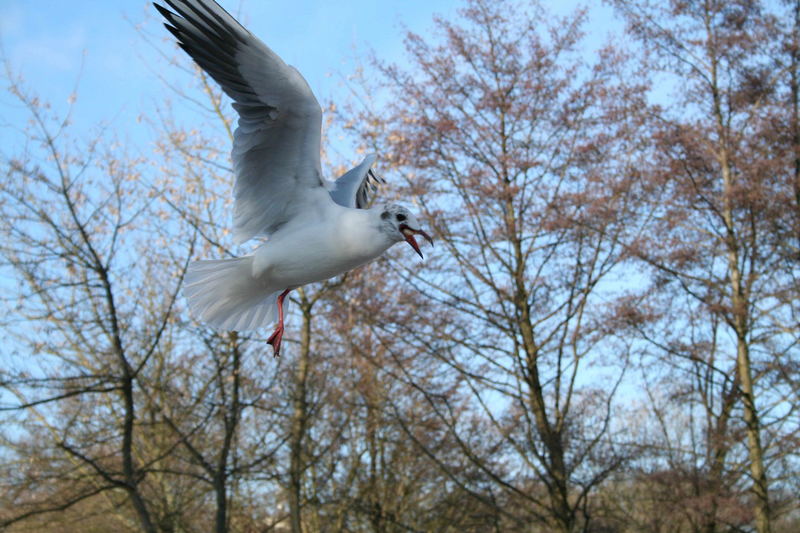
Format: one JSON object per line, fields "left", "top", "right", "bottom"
{"left": 267, "top": 288, "right": 291, "bottom": 357}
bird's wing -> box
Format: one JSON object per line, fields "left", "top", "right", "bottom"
{"left": 156, "top": 0, "right": 328, "bottom": 243}
{"left": 328, "top": 154, "right": 383, "bottom": 209}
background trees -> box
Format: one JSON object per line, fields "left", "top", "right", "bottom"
{"left": 1, "top": 0, "right": 798, "bottom": 532}
{"left": 609, "top": 2, "right": 800, "bottom": 532}
{"left": 340, "top": 1, "right": 648, "bottom": 530}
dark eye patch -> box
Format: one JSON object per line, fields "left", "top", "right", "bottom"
{"left": 381, "top": 211, "right": 390, "bottom": 220}
{"left": 396, "top": 214, "right": 407, "bottom": 222}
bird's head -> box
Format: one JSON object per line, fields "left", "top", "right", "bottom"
{"left": 379, "top": 203, "right": 433, "bottom": 259}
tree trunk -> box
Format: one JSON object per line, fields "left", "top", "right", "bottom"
{"left": 711, "top": 20, "right": 771, "bottom": 521}
{"left": 514, "top": 231, "right": 573, "bottom": 533}
{"left": 289, "top": 289, "right": 313, "bottom": 533}
{"left": 719, "top": 146, "right": 771, "bottom": 533}
{"left": 214, "top": 475, "right": 228, "bottom": 533}
{"left": 792, "top": 0, "right": 800, "bottom": 251}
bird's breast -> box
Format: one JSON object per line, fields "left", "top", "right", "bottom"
{"left": 252, "top": 209, "right": 392, "bottom": 288}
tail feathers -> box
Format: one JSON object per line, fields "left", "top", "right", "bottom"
{"left": 184, "top": 257, "right": 281, "bottom": 332}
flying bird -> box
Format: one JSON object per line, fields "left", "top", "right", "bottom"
{"left": 155, "top": 0, "right": 432, "bottom": 356}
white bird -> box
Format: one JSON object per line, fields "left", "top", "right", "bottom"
{"left": 155, "top": 0, "right": 432, "bottom": 356}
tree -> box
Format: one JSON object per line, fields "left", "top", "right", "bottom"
{"left": 610, "top": 1, "right": 800, "bottom": 531}
{"left": 150, "top": 69, "right": 290, "bottom": 533}
{"left": 3, "top": 0, "right": 797, "bottom": 530}
{"left": 0, "top": 63, "right": 286, "bottom": 533}
{"left": 321, "top": 265, "right": 498, "bottom": 532}
{"left": 0, "top": 72, "right": 190, "bottom": 533}
{"left": 340, "top": 1, "right": 648, "bottom": 530}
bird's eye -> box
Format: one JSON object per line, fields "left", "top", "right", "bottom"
{"left": 396, "top": 214, "right": 407, "bottom": 222}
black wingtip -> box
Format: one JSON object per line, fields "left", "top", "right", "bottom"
{"left": 153, "top": 3, "right": 173, "bottom": 19}
{"left": 162, "top": 22, "right": 183, "bottom": 42}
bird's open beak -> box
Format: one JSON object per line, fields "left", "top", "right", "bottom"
{"left": 399, "top": 224, "right": 433, "bottom": 259}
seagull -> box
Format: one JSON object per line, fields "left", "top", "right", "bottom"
{"left": 155, "top": 0, "right": 432, "bottom": 356}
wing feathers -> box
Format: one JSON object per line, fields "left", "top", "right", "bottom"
{"left": 158, "top": 2, "right": 253, "bottom": 102}
{"left": 156, "top": 0, "right": 328, "bottom": 243}
{"left": 329, "top": 154, "right": 383, "bottom": 209}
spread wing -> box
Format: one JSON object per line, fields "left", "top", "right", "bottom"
{"left": 328, "top": 154, "right": 383, "bottom": 209}
{"left": 156, "top": 0, "right": 327, "bottom": 243}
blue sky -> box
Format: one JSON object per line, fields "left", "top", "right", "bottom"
{"left": 0, "top": 0, "right": 620, "bottom": 158}
{"left": 0, "top": 0, "right": 633, "bottom": 409}
{"left": 0, "top": 0, "right": 464, "bottom": 149}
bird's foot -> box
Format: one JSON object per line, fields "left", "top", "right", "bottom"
{"left": 267, "top": 288, "right": 291, "bottom": 358}
{"left": 267, "top": 325, "right": 284, "bottom": 358}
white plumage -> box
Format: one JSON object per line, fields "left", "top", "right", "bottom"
{"left": 156, "top": 0, "right": 432, "bottom": 354}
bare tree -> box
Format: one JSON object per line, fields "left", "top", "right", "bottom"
{"left": 306, "top": 264, "right": 499, "bottom": 532}
{"left": 0, "top": 60, "right": 283, "bottom": 533}
{"left": 144, "top": 66, "right": 295, "bottom": 533}
{"left": 0, "top": 72, "right": 192, "bottom": 532}
{"left": 610, "top": 1, "right": 800, "bottom": 531}
{"left": 3, "top": 1, "right": 797, "bottom": 531}
{"left": 338, "top": 1, "right": 648, "bottom": 530}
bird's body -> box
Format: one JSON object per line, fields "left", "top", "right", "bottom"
{"left": 184, "top": 204, "right": 397, "bottom": 334}
{"left": 252, "top": 206, "right": 395, "bottom": 285}
{"left": 155, "top": 0, "right": 431, "bottom": 354}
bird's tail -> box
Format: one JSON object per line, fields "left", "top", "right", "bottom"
{"left": 184, "top": 257, "right": 281, "bottom": 332}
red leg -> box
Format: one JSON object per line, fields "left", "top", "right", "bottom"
{"left": 267, "top": 288, "right": 291, "bottom": 357}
